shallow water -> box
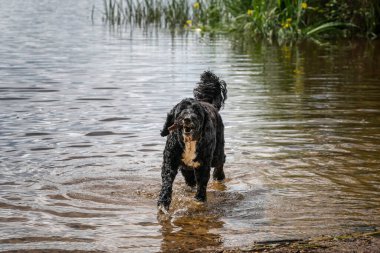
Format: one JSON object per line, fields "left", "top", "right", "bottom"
{"left": 1, "top": 1, "right": 380, "bottom": 252}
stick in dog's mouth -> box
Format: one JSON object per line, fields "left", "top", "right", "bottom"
{"left": 168, "top": 123, "right": 181, "bottom": 133}
{"left": 168, "top": 123, "right": 194, "bottom": 134}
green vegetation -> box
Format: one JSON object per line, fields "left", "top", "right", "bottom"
{"left": 102, "top": 0, "right": 380, "bottom": 40}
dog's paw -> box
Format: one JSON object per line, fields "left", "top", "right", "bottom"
{"left": 184, "top": 185, "right": 196, "bottom": 192}
{"left": 194, "top": 195, "right": 206, "bottom": 202}
{"left": 212, "top": 171, "right": 225, "bottom": 181}
{"left": 157, "top": 203, "right": 169, "bottom": 214}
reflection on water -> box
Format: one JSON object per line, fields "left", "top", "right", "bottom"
{"left": 159, "top": 215, "right": 223, "bottom": 252}
{"left": 1, "top": 0, "right": 380, "bottom": 252}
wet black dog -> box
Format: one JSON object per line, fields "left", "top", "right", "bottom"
{"left": 158, "top": 71, "right": 227, "bottom": 212}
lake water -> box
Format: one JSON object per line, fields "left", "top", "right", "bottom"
{"left": 1, "top": 1, "right": 380, "bottom": 252}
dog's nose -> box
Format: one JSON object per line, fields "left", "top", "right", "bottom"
{"left": 183, "top": 117, "right": 191, "bottom": 124}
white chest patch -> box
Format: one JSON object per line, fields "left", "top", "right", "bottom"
{"left": 181, "top": 141, "right": 200, "bottom": 168}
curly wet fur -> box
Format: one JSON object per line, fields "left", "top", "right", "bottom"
{"left": 158, "top": 71, "right": 227, "bottom": 211}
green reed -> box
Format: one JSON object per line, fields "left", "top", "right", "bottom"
{"left": 102, "top": 0, "right": 380, "bottom": 40}
{"left": 162, "top": 0, "right": 190, "bottom": 29}
{"left": 224, "top": 0, "right": 380, "bottom": 40}
{"left": 103, "top": 0, "right": 161, "bottom": 26}
{"left": 103, "top": 0, "right": 188, "bottom": 28}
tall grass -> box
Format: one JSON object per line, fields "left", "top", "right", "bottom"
{"left": 102, "top": 0, "right": 230, "bottom": 30}
{"left": 225, "top": 0, "right": 368, "bottom": 41}
{"left": 162, "top": 0, "right": 190, "bottom": 29}
{"left": 102, "top": 0, "right": 380, "bottom": 40}
{"left": 103, "top": 0, "right": 191, "bottom": 28}
{"left": 102, "top": 0, "right": 162, "bottom": 26}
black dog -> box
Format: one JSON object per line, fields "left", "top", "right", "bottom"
{"left": 158, "top": 71, "right": 227, "bottom": 212}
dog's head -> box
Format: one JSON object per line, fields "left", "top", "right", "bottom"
{"left": 161, "top": 98, "right": 205, "bottom": 142}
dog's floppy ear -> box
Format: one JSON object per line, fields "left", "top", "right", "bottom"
{"left": 161, "top": 99, "right": 192, "bottom": 137}
{"left": 160, "top": 107, "right": 176, "bottom": 137}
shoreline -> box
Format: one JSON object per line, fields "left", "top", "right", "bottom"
{"left": 223, "top": 231, "right": 380, "bottom": 253}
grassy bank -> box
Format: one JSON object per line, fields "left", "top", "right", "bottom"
{"left": 102, "top": 0, "right": 380, "bottom": 40}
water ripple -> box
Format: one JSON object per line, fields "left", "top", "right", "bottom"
{"left": 0, "top": 0, "right": 380, "bottom": 251}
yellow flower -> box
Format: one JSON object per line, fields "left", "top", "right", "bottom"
{"left": 247, "top": 9, "right": 253, "bottom": 16}
{"left": 186, "top": 20, "right": 192, "bottom": 26}
{"left": 193, "top": 2, "right": 200, "bottom": 9}
{"left": 282, "top": 18, "right": 292, "bottom": 28}
{"left": 301, "top": 2, "right": 307, "bottom": 9}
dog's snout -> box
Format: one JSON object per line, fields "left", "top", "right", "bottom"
{"left": 183, "top": 117, "right": 191, "bottom": 124}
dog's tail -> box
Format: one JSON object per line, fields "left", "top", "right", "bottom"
{"left": 193, "top": 70, "right": 227, "bottom": 111}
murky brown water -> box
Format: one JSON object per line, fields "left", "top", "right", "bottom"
{"left": 1, "top": 1, "right": 380, "bottom": 252}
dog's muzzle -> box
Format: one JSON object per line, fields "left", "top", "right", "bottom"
{"left": 182, "top": 118, "right": 195, "bottom": 135}
{"left": 182, "top": 118, "right": 195, "bottom": 139}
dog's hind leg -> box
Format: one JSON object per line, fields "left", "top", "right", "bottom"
{"left": 213, "top": 165, "right": 225, "bottom": 181}
{"left": 212, "top": 151, "right": 226, "bottom": 181}
{"left": 180, "top": 166, "right": 196, "bottom": 188}
{"left": 194, "top": 166, "right": 211, "bottom": 202}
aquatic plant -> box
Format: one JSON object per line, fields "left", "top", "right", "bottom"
{"left": 102, "top": 0, "right": 163, "bottom": 26}
{"left": 320, "top": 0, "right": 380, "bottom": 39}
{"left": 162, "top": 0, "right": 190, "bottom": 29}
{"left": 101, "top": 0, "right": 380, "bottom": 40}
{"left": 102, "top": 0, "right": 187, "bottom": 28}
{"left": 102, "top": 0, "right": 229, "bottom": 31}
{"left": 225, "top": 0, "right": 366, "bottom": 41}
{"left": 225, "top": 0, "right": 280, "bottom": 40}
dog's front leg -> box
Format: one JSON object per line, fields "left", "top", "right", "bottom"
{"left": 194, "top": 166, "right": 211, "bottom": 202}
{"left": 158, "top": 162, "right": 178, "bottom": 212}
{"left": 158, "top": 136, "right": 181, "bottom": 212}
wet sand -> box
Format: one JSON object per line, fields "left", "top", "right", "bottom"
{"left": 224, "top": 231, "right": 380, "bottom": 253}
{"left": 2, "top": 231, "right": 378, "bottom": 252}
